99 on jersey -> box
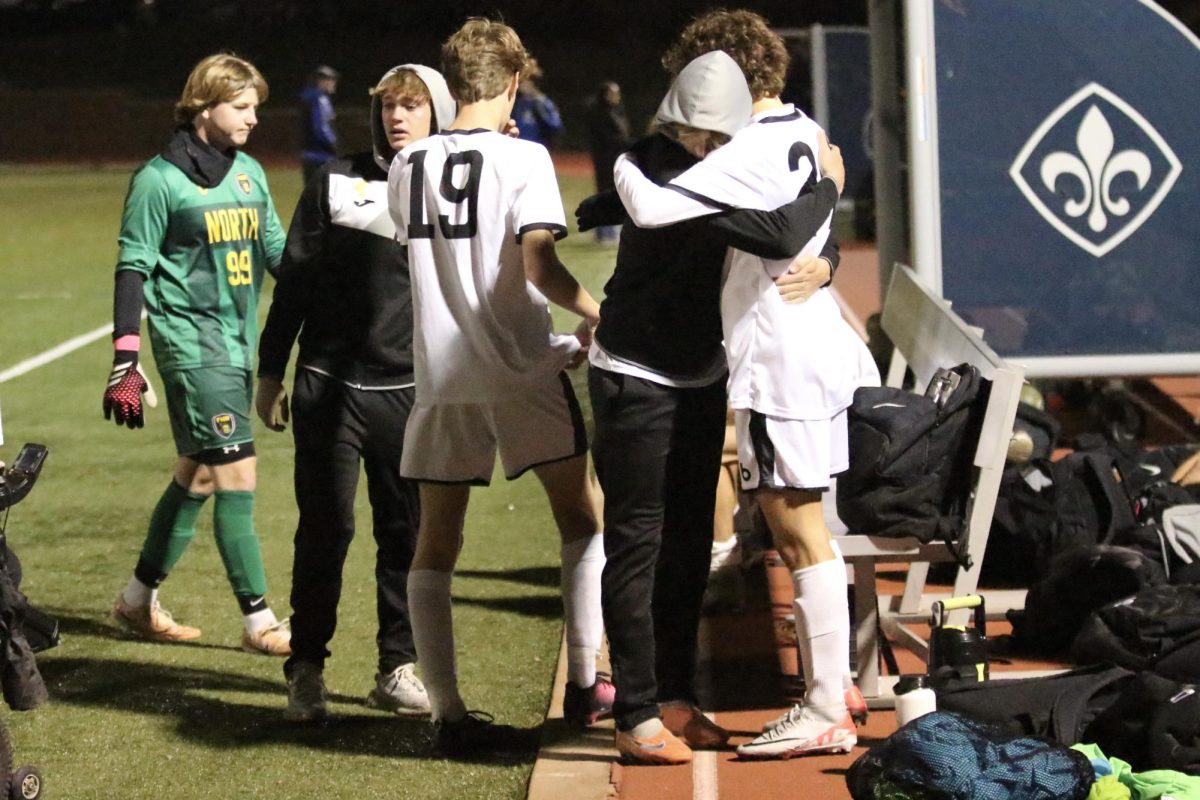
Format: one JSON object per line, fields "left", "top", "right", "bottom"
{"left": 407, "top": 150, "right": 483, "bottom": 240}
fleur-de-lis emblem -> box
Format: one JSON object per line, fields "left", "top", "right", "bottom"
{"left": 1040, "top": 105, "right": 1151, "bottom": 234}
{"left": 1010, "top": 83, "right": 1181, "bottom": 257}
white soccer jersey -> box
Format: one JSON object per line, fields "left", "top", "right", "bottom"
{"left": 615, "top": 105, "right": 878, "bottom": 419}
{"left": 388, "top": 131, "right": 578, "bottom": 404}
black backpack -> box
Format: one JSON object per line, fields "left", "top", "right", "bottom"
{"left": 1008, "top": 544, "right": 1166, "bottom": 656}
{"left": 837, "top": 364, "right": 988, "bottom": 566}
{"left": 983, "top": 447, "right": 1140, "bottom": 585}
{"left": 1072, "top": 583, "right": 1200, "bottom": 682}
{"left": 935, "top": 663, "right": 1136, "bottom": 744}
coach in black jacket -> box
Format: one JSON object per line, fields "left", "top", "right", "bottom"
{"left": 576, "top": 57, "right": 841, "bottom": 756}
{"left": 256, "top": 64, "right": 455, "bottom": 722}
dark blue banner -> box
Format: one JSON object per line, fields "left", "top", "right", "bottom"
{"left": 934, "top": 0, "right": 1200, "bottom": 360}
{"left": 824, "top": 28, "right": 874, "bottom": 210}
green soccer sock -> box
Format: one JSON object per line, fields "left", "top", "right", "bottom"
{"left": 135, "top": 481, "right": 209, "bottom": 587}
{"left": 212, "top": 490, "right": 269, "bottom": 606}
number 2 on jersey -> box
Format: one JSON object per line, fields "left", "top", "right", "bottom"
{"left": 788, "top": 141, "right": 819, "bottom": 191}
{"left": 407, "top": 150, "right": 484, "bottom": 240}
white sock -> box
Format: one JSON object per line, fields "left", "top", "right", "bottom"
{"left": 792, "top": 558, "right": 851, "bottom": 720}
{"left": 123, "top": 576, "right": 156, "bottom": 608}
{"left": 408, "top": 569, "right": 466, "bottom": 722}
{"left": 711, "top": 534, "right": 737, "bottom": 558}
{"left": 826, "top": 542, "right": 856, "bottom": 693}
{"left": 560, "top": 533, "right": 605, "bottom": 688}
{"left": 244, "top": 607, "right": 278, "bottom": 634}
{"left": 630, "top": 717, "right": 664, "bottom": 738}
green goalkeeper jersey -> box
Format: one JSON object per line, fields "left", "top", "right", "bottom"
{"left": 116, "top": 151, "right": 285, "bottom": 374}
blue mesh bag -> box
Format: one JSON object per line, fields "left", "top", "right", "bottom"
{"left": 846, "top": 711, "right": 1094, "bottom": 800}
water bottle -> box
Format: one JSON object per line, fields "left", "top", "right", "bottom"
{"left": 894, "top": 674, "right": 936, "bottom": 726}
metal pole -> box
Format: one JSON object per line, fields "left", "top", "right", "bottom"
{"left": 811, "top": 23, "right": 829, "bottom": 131}
{"left": 904, "top": 0, "right": 944, "bottom": 292}
{"left": 868, "top": 0, "right": 909, "bottom": 298}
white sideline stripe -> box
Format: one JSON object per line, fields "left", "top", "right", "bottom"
{"left": 694, "top": 618, "right": 720, "bottom": 800}
{"left": 0, "top": 323, "right": 114, "bottom": 384}
{"left": 0, "top": 311, "right": 149, "bottom": 385}
{"left": 693, "top": 729, "right": 719, "bottom": 800}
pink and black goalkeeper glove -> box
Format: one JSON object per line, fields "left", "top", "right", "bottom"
{"left": 103, "top": 350, "right": 148, "bottom": 429}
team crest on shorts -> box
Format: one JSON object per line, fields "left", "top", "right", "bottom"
{"left": 236, "top": 173, "right": 252, "bottom": 195}
{"left": 211, "top": 413, "right": 236, "bottom": 439}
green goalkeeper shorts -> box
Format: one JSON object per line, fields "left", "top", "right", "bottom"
{"left": 161, "top": 366, "right": 254, "bottom": 457}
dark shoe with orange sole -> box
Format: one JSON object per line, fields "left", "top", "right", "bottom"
{"left": 660, "top": 701, "right": 731, "bottom": 749}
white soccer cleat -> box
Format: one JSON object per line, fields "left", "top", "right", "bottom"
{"left": 366, "top": 663, "right": 431, "bottom": 716}
{"left": 738, "top": 707, "right": 857, "bottom": 760}
{"left": 761, "top": 686, "right": 869, "bottom": 732}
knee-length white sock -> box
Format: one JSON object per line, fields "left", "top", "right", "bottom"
{"left": 560, "top": 532, "right": 606, "bottom": 687}
{"left": 792, "top": 557, "right": 851, "bottom": 720}
{"left": 408, "top": 569, "right": 466, "bottom": 722}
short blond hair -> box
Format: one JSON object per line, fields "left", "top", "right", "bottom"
{"left": 441, "top": 18, "right": 529, "bottom": 104}
{"left": 175, "top": 53, "right": 268, "bottom": 125}
{"left": 369, "top": 70, "right": 432, "bottom": 105}
{"left": 663, "top": 9, "right": 790, "bottom": 101}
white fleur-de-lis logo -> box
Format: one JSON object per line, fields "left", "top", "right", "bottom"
{"left": 1010, "top": 83, "right": 1181, "bottom": 258}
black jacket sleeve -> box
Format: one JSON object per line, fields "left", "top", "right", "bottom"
{"left": 819, "top": 238, "right": 840, "bottom": 286}
{"left": 257, "top": 167, "right": 329, "bottom": 379}
{"left": 703, "top": 177, "right": 840, "bottom": 260}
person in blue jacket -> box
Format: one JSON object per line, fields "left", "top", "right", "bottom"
{"left": 299, "top": 65, "right": 339, "bottom": 183}
{"left": 513, "top": 58, "right": 563, "bottom": 148}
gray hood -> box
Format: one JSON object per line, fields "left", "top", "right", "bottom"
{"left": 654, "top": 50, "right": 751, "bottom": 140}
{"left": 371, "top": 64, "right": 456, "bottom": 171}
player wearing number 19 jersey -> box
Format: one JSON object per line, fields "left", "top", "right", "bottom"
{"left": 104, "top": 53, "right": 291, "bottom": 657}
{"left": 387, "top": 19, "right": 608, "bottom": 756}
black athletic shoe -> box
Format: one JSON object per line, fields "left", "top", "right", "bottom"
{"left": 431, "top": 710, "right": 527, "bottom": 758}
{"left": 563, "top": 675, "right": 615, "bottom": 727}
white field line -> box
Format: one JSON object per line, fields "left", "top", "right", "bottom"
{"left": 0, "top": 323, "right": 114, "bottom": 384}
{"left": 693, "top": 735, "right": 719, "bottom": 800}
{"left": 0, "top": 311, "right": 148, "bottom": 385}
{"left": 694, "top": 618, "right": 720, "bottom": 800}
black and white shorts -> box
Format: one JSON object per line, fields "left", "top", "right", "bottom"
{"left": 735, "top": 407, "right": 849, "bottom": 491}
{"left": 400, "top": 373, "right": 587, "bottom": 485}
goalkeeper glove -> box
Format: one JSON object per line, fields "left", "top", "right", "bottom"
{"left": 103, "top": 350, "right": 148, "bottom": 429}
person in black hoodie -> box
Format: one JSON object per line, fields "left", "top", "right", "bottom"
{"left": 577, "top": 51, "right": 843, "bottom": 763}
{"left": 255, "top": 64, "right": 455, "bottom": 722}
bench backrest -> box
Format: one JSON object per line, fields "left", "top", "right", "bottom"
{"left": 881, "top": 265, "right": 1025, "bottom": 475}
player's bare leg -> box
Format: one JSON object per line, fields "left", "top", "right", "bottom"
{"left": 534, "top": 454, "right": 613, "bottom": 726}
{"left": 738, "top": 488, "right": 856, "bottom": 759}
{"left": 408, "top": 483, "right": 471, "bottom": 722}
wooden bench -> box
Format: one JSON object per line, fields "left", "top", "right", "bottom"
{"left": 835, "top": 265, "right": 1035, "bottom": 704}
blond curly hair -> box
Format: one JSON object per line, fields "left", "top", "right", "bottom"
{"left": 662, "top": 9, "right": 789, "bottom": 101}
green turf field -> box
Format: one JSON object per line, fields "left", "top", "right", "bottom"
{"left": 0, "top": 164, "right": 617, "bottom": 799}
